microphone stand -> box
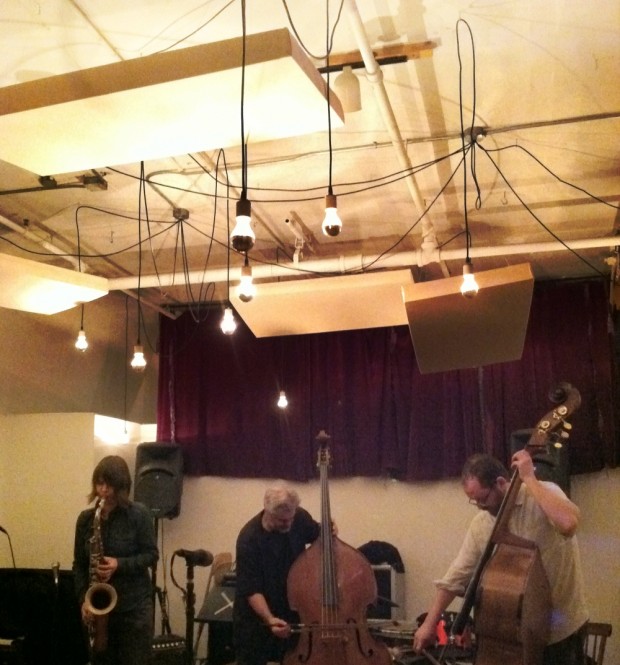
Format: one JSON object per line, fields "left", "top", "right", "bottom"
{"left": 170, "top": 550, "right": 213, "bottom": 665}
{"left": 182, "top": 560, "right": 197, "bottom": 665}
{"left": 0, "top": 526, "right": 16, "bottom": 567}
{"left": 51, "top": 562, "right": 61, "bottom": 665}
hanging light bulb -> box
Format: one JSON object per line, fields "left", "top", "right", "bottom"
{"left": 75, "top": 328, "right": 88, "bottom": 351}
{"left": 130, "top": 344, "right": 147, "bottom": 372}
{"left": 460, "top": 258, "right": 479, "bottom": 298}
{"left": 277, "top": 390, "right": 288, "bottom": 409}
{"left": 231, "top": 196, "right": 255, "bottom": 253}
{"left": 220, "top": 306, "right": 237, "bottom": 335}
{"left": 322, "top": 192, "right": 342, "bottom": 237}
{"left": 321, "top": 11, "right": 342, "bottom": 240}
{"left": 75, "top": 303, "right": 88, "bottom": 351}
{"left": 237, "top": 254, "right": 256, "bottom": 302}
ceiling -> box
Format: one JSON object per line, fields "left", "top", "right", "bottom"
{"left": 0, "top": 0, "right": 618, "bottom": 336}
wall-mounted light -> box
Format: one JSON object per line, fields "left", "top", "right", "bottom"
{"left": 332, "top": 65, "right": 361, "bottom": 114}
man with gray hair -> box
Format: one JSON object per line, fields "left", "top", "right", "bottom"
{"left": 233, "top": 482, "right": 320, "bottom": 665}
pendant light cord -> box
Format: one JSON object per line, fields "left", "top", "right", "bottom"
{"left": 326, "top": 0, "right": 333, "bottom": 196}
{"left": 137, "top": 161, "right": 146, "bottom": 344}
{"left": 75, "top": 211, "right": 85, "bottom": 331}
{"left": 240, "top": 0, "right": 247, "bottom": 198}
{"left": 456, "top": 19, "right": 478, "bottom": 262}
{"left": 457, "top": 19, "right": 470, "bottom": 262}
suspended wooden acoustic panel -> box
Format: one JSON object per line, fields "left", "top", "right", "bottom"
{"left": 402, "top": 263, "right": 534, "bottom": 373}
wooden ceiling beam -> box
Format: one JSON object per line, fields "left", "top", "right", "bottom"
{"left": 319, "top": 40, "right": 438, "bottom": 73}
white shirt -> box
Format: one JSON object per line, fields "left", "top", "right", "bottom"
{"left": 436, "top": 482, "right": 588, "bottom": 644}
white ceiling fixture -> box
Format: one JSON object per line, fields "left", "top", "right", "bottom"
{"left": 0, "top": 28, "right": 344, "bottom": 175}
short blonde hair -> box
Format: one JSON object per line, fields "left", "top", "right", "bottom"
{"left": 264, "top": 484, "right": 300, "bottom": 517}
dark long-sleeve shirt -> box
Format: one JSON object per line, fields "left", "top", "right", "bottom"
{"left": 73, "top": 501, "right": 158, "bottom": 614}
{"left": 233, "top": 507, "right": 320, "bottom": 663}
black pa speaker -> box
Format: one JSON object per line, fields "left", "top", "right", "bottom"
{"left": 134, "top": 442, "right": 183, "bottom": 519}
{"left": 509, "top": 428, "right": 571, "bottom": 496}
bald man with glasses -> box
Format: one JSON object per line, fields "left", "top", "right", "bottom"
{"left": 414, "top": 452, "right": 588, "bottom": 665}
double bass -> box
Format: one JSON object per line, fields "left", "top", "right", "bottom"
{"left": 284, "top": 433, "right": 391, "bottom": 665}
{"left": 450, "top": 383, "right": 581, "bottom": 665}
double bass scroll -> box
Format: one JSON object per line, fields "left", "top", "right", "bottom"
{"left": 284, "top": 431, "right": 391, "bottom": 665}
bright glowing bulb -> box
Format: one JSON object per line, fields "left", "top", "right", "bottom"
{"left": 220, "top": 307, "right": 237, "bottom": 335}
{"left": 322, "top": 193, "right": 342, "bottom": 237}
{"left": 277, "top": 391, "right": 288, "bottom": 408}
{"left": 75, "top": 328, "right": 88, "bottom": 351}
{"left": 460, "top": 261, "right": 479, "bottom": 298}
{"left": 231, "top": 197, "right": 255, "bottom": 252}
{"left": 237, "top": 264, "right": 256, "bottom": 302}
{"left": 130, "top": 344, "right": 147, "bottom": 372}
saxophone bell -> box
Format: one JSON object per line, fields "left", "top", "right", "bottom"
{"left": 84, "top": 581, "right": 118, "bottom": 616}
{"left": 86, "top": 497, "right": 118, "bottom": 653}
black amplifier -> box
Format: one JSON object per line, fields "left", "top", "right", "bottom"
{"left": 151, "top": 633, "right": 186, "bottom": 665}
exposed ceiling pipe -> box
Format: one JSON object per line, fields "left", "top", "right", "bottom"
{"left": 0, "top": 213, "right": 81, "bottom": 270}
{"left": 107, "top": 235, "right": 618, "bottom": 291}
{"left": 342, "top": 0, "right": 438, "bottom": 250}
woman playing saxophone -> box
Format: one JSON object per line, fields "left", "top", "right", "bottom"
{"left": 73, "top": 455, "right": 159, "bottom": 665}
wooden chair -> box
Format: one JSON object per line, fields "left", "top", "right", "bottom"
{"left": 194, "top": 552, "right": 234, "bottom": 660}
{"left": 584, "top": 621, "right": 612, "bottom": 665}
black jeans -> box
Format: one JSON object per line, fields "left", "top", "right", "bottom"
{"left": 542, "top": 623, "right": 587, "bottom": 665}
{"left": 92, "top": 604, "right": 154, "bottom": 665}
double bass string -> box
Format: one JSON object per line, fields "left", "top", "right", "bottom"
{"left": 291, "top": 621, "right": 379, "bottom": 633}
{"left": 319, "top": 447, "right": 338, "bottom": 637}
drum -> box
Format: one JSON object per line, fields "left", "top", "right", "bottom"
{"left": 368, "top": 619, "right": 417, "bottom": 647}
{"left": 367, "top": 620, "right": 418, "bottom": 663}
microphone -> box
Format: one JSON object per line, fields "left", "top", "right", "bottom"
{"left": 174, "top": 549, "right": 213, "bottom": 567}
{"left": 52, "top": 562, "right": 60, "bottom": 587}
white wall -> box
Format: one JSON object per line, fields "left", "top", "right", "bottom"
{"left": 0, "top": 413, "right": 617, "bottom": 664}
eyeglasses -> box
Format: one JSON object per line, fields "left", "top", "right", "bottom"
{"left": 468, "top": 481, "right": 496, "bottom": 507}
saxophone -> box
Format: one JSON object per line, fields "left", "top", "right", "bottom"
{"left": 84, "top": 498, "right": 118, "bottom": 653}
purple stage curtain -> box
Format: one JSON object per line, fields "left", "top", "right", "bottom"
{"left": 156, "top": 279, "right": 619, "bottom": 481}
